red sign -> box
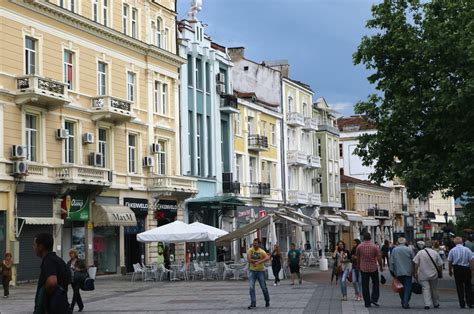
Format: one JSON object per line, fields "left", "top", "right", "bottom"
{"left": 259, "top": 210, "right": 267, "bottom": 218}
{"left": 423, "top": 224, "right": 431, "bottom": 231}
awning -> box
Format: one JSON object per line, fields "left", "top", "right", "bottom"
{"left": 341, "top": 211, "right": 364, "bottom": 222}
{"left": 187, "top": 196, "right": 245, "bottom": 206}
{"left": 277, "top": 214, "right": 308, "bottom": 227}
{"left": 323, "top": 215, "right": 350, "bottom": 227}
{"left": 92, "top": 204, "right": 137, "bottom": 227}
{"left": 431, "top": 215, "right": 447, "bottom": 224}
{"left": 216, "top": 215, "right": 272, "bottom": 244}
{"left": 17, "top": 217, "right": 64, "bottom": 225}
{"left": 362, "top": 217, "right": 380, "bottom": 227}
{"left": 283, "top": 208, "right": 317, "bottom": 224}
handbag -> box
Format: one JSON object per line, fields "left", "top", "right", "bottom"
{"left": 347, "top": 269, "right": 352, "bottom": 282}
{"left": 336, "top": 265, "right": 342, "bottom": 275}
{"left": 424, "top": 249, "right": 442, "bottom": 278}
{"left": 391, "top": 277, "right": 403, "bottom": 293}
{"left": 412, "top": 280, "right": 422, "bottom": 294}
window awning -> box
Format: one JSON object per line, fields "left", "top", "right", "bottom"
{"left": 187, "top": 196, "right": 246, "bottom": 206}
{"left": 341, "top": 211, "right": 364, "bottom": 222}
{"left": 17, "top": 217, "right": 64, "bottom": 225}
{"left": 216, "top": 215, "right": 272, "bottom": 245}
{"left": 362, "top": 217, "right": 380, "bottom": 227}
{"left": 92, "top": 204, "right": 137, "bottom": 227}
{"left": 323, "top": 215, "right": 350, "bottom": 227}
{"left": 431, "top": 215, "right": 447, "bottom": 224}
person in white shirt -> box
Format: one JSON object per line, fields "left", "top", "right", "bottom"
{"left": 413, "top": 241, "right": 444, "bottom": 310}
{"left": 448, "top": 237, "right": 474, "bottom": 309}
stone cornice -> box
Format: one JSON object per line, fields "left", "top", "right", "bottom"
{"left": 10, "top": 0, "right": 186, "bottom": 67}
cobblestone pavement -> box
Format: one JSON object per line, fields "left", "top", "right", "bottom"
{"left": 0, "top": 268, "right": 464, "bottom": 314}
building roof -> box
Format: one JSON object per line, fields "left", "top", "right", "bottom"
{"left": 234, "top": 90, "right": 279, "bottom": 108}
{"left": 340, "top": 174, "right": 392, "bottom": 191}
{"left": 211, "top": 42, "right": 226, "bottom": 53}
{"left": 337, "top": 115, "right": 375, "bottom": 132}
{"left": 285, "top": 77, "right": 313, "bottom": 92}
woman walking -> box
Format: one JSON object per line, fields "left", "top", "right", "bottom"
{"left": 1, "top": 253, "right": 13, "bottom": 298}
{"left": 333, "top": 241, "right": 351, "bottom": 300}
{"left": 351, "top": 239, "right": 362, "bottom": 301}
{"left": 67, "top": 249, "right": 84, "bottom": 312}
{"left": 271, "top": 244, "right": 283, "bottom": 286}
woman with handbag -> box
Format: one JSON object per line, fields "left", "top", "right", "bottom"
{"left": 351, "top": 239, "right": 362, "bottom": 301}
{"left": 413, "top": 241, "right": 444, "bottom": 310}
{"left": 1, "top": 253, "right": 13, "bottom": 298}
{"left": 333, "top": 241, "right": 351, "bottom": 301}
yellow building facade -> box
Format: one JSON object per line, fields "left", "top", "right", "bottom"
{"left": 0, "top": 0, "right": 196, "bottom": 282}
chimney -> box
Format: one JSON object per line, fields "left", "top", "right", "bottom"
{"left": 264, "top": 60, "right": 290, "bottom": 78}
{"left": 228, "top": 47, "right": 245, "bottom": 61}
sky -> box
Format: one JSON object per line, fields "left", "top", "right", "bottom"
{"left": 177, "top": 0, "right": 378, "bottom": 117}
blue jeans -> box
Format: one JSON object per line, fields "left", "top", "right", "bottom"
{"left": 339, "top": 268, "right": 350, "bottom": 296}
{"left": 352, "top": 269, "right": 361, "bottom": 295}
{"left": 249, "top": 270, "right": 270, "bottom": 306}
{"left": 397, "top": 275, "right": 412, "bottom": 307}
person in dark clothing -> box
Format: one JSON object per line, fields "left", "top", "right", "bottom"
{"left": 33, "top": 233, "right": 71, "bottom": 314}
{"left": 271, "top": 244, "right": 283, "bottom": 286}
{"left": 381, "top": 240, "right": 390, "bottom": 267}
{"left": 71, "top": 260, "right": 88, "bottom": 312}
{"left": 1, "top": 253, "right": 13, "bottom": 298}
{"left": 163, "top": 246, "right": 171, "bottom": 280}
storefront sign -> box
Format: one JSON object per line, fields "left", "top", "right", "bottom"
{"left": 259, "top": 210, "right": 267, "bottom": 218}
{"left": 124, "top": 198, "right": 149, "bottom": 215}
{"left": 154, "top": 200, "right": 178, "bottom": 226}
{"left": 62, "top": 193, "right": 90, "bottom": 221}
{"left": 112, "top": 213, "right": 135, "bottom": 222}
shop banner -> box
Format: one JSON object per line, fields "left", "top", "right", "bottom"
{"left": 124, "top": 198, "right": 148, "bottom": 234}
{"left": 154, "top": 200, "right": 177, "bottom": 226}
{"left": 62, "top": 193, "right": 90, "bottom": 221}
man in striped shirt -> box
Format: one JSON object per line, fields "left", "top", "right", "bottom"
{"left": 356, "top": 233, "right": 384, "bottom": 308}
{"left": 448, "top": 236, "right": 474, "bottom": 308}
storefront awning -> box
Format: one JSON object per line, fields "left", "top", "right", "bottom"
{"left": 341, "top": 211, "right": 364, "bottom": 222}
{"left": 92, "top": 204, "right": 137, "bottom": 227}
{"left": 323, "top": 215, "right": 350, "bottom": 227}
{"left": 216, "top": 215, "right": 272, "bottom": 244}
{"left": 283, "top": 208, "right": 317, "bottom": 224}
{"left": 362, "top": 217, "right": 380, "bottom": 227}
{"left": 277, "top": 214, "right": 308, "bottom": 227}
{"left": 431, "top": 215, "right": 447, "bottom": 224}
{"left": 17, "top": 217, "right": 64, "bottom": 225}
{"left": 187, "top": 196, "right": 246, "bottom": 206}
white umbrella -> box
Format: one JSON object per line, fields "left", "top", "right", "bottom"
{"left": 190, "top": 222, "right": 229, "bottom": 241}
{"left": 137, "top": 220, "right": 208, "bottom": 243}
{"left": 266, "top": 214, "right": 277, "bottom": 250}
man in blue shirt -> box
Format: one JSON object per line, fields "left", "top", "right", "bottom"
{"left": 389, "top": 237, "right": 414, "bottom": 309}
{"left": 448, "top": 236, "right": 474, "bottom": 308}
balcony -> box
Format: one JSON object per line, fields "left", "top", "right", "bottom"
{"left": 219, "top": 94, "right": 239, "bottom": 114}
{"left": 148, "top": 175, "right": 197, "bottom": 197}
{"left": 15, "top": 75, "right": 69, "bottom": 108}
{"left": 367, "top": 208, "right": 390, "bottom": 219}
{"left": 54, "top": 166, "right": 111, "bottom": 186}
{"left": 91, "top": 96, "right": 135, "bottom": 123}
{"left": 286, "top": 112, "right": 304, "bottom": 127}
{"left": 318, "top": 119, "right": 340, "bottom": 135}
{"left": 287, "top": 150, "right": 308, "bottom": 166}
{"left": 288, "top": 190, "right": 309, "bottom": 205}
{"left": 249, "top": 182, "right": 271, "bottom": 198}
{"left": 222, "top": 172, "right": 241, "bottom": 194}
{"left": 248, "top": 135, "right": 269, "bottom": 151}
{"left": 309, "top": 192, "right": 322, "bottom": 206}
{"left": 306, "top": 155, "right": 321, "bottom": 168}
{"left": 303, "top": 117, "right": 318, "bottom": 131}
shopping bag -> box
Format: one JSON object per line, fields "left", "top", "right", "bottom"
{"left": 391, "top": 277, "right": 403, "bottom": 293}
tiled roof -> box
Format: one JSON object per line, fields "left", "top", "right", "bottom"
{"left": 341, "top": 174, "right": 391, "bottom": 190}
{"left": 337, "top": 115, "right": 375, "bottom": 131}
{"left": 234, "top": 90, "right": 279, "bottom": 108}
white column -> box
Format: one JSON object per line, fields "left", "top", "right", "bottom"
{"left": 191, "top": 54, "right": 198, "bottom": 175}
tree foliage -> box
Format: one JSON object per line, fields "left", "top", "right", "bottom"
{"left": 353, "top": 0, "right": 474, "bottom": 199}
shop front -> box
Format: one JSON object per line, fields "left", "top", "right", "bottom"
{"left": 124, "top": 198, "right": 148, "bottom": 273}
{"left": 153, "top": 199, "right": 178, "bottom": 263}
{"left": 61, "top": 192, "right": 90, "bottom": 260}
{"left": 92, "top": 197, "right": 137, "bottom": 275}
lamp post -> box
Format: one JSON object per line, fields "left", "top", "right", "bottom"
{"left": 443, "top": 211, "right": 449, "bottom": 241}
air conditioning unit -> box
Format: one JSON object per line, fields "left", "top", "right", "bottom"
{"left": 216, "top": 83, "right": 225, "bottom": 95}
{"left": 12, "top": 161, "right": 28, "bottom": 176}
{"left": 56, "top": 129, "right": 69, "bottom": 140}
{"left": 11, "top": 145, "right": 27, "bottom": 159}
{"left": 83, "top": 132, "right": 94, "bottom": 144}
{"left": 89, "top": 152, "right": 104, "bottom": 167}
{"left": 143, "top": 156, "right": 154, "bottom": 167}
{"left": 216, "top": 72, "right": 225, "bottom": 84}
{"left": 151, "top": 143, "right": 160, "bottom": 154}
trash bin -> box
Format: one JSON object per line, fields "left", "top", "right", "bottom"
{"left": 319, "top": 258, "right": 328, "bottom": 271}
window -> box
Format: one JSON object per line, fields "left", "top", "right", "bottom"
{"left": 303, "top": 102, "right": 307, "bottom": 116}
{"left": 127, "top": 72, "right": 135, "bottom": 102}
{"left": 235, "top": 154, "right": 242, "bottom": 182}
{"left": 341, "top": 193, "right": 346, "bottom": 210}
{"left": 234, "top": 113, "right": 242, "bottom": 136}
{"left": 161, "top": 83, "right": 168, "bottom": 115}
{"left": 97, "top": 61, "right": 107, "bottom": 96}
{"left": 122, "top": 4, "right": 129, "bottom": 34}
{"left": 154, "top": 81, "right": 160, "bottom": 113}
{"left": 317, "top": 138, "right": 322, "bottom": 157}
{"left": 260, "top": 121, "right": 267, "bottom": 138}
{"left": 157, "top": 141, "right": 166, "bottom": 175}
{"left": 63, "top": 50, "right": 74, "bottom": 90}
{"left": 205, "top": 63, "right": 210, "bottom": 92}
{"left": 131, "top": 8, "right": 138, "bottom": 39}
{"left": 247, "top": 116, "right": 254, "bottom": 134}
{"left": 288, "top": 96, "right": 294, "bottom": 112}
{"left": 98, "top": 128, "right": 108, "bottom": 168}
{"left": 103, "top": 0, "right": 109, "bottom": 26}
{"left": 25, "top": 113, "right": 38, "bottom": 162}
{"left": 163, "top": 28, "right": 168, "bottom": 50}
{"left": 187, "top": 55, "right": 193, "bottom": 86}
{"left": 270, "top": 124, "right": 276, "bottom": 145}
{"left": 195, "top": 58, "right": 203, "bottom": 90}
{"left": 339, "top": 143, "right": 343, "bottom": 158}
{"left": 128, "top": 134, "right": 137, "bottom": 173}
{"left": 60, "top": 0, "right": 75, "bottom": 12}
{"left": 249, "top": 157, "right": 256, "bottom": 182}
{"left": 93, "top": 0, "right": 99, "bottom": 22}
{"left": 25, "top": 36, "right": 36, "bottom": 75}
{"left": 64, "top": 121, "right": 75, "bottom": 164}
{"left": 196, "top": 114, "right": 202, "bottom": 175}
{"left": 156, "top": 18, "right": 162, "bottom": 47}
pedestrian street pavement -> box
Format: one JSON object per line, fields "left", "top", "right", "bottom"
{"left": 0, "top": 268, "right": 464, "bottom": 314}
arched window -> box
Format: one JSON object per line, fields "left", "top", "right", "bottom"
{"left": 288, "top": 96, "right": 294, "bottom": 113}
{"left": 156, "top": 18, "right": 162, "bottom": 48}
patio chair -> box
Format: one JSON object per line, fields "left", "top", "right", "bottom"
{"left": 222, "top": 262, "right": 234, "bottom": 280}
{"left": 158, "top": 263, "right": 173, "bottom": 281}
{"left": 131, "top": 263, "right": 145, "bottom": 281}
{"left": 141, "top": 263, "right": 155, "bottom": 281}
{"left": 178, "top": 263, "right": 189, "bottom": 280}
{"left": 192, "top": 262, "right": 205, "bottom": 280}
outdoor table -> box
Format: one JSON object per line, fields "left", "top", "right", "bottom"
{"left": 228, "top": 263, "right": 246, "bottom": 280}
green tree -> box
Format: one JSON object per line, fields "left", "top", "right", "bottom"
{"left": 353, "top": 0, "right": 474, "bottom": 199}
{"left": 455, "top": 194, "right": 474, "bottom": 235}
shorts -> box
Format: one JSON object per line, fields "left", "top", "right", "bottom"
{"left": 289, "top": 264, "right": 300, "bottom": 274}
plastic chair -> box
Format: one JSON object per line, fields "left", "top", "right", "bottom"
{"left": 222, "top": 263, "right": 234, "bottom": 280}
{"left": 131, "top": 263, "right": 145, "bottom": 281}
{"left": 192, "top": 262, "right": 205, "bottom": 280}
{"left": 158, "top": 264, "right": 173, "bottom": 281}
